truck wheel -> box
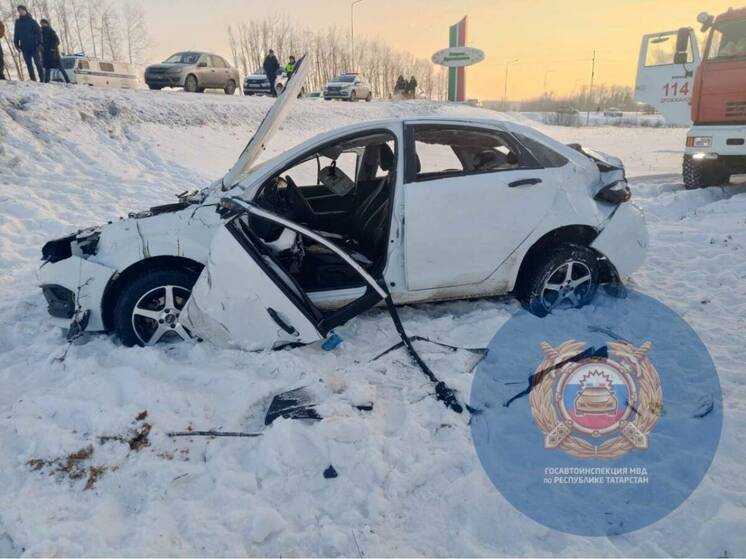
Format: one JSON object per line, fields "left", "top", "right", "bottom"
{"left": 224, "top": 79, "right": 236, "bottom": 95}
{"left": 520, "top": 244, "right": 600, "bottom": 317}
{"left": 113, "top": 269, "right": 199, "bottom": 347}
{"left": 184, "top": 74, "right": 199, "bottom": 93}
{"left": 683, "top": 155, "right": 730, "bottom": 190}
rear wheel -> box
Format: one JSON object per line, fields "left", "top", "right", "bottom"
{"left": 520, "top": 244, "right": 600, "bottom": 317}
{"left": 224, "top": 79, "right": 236, "bottom": 95}
{"left": 113, "top": 269, "right": 199, "bottom": 347}
{"left": 184, "top": 74, "right": 199, "bottom": 93}
{"left": 683, "top": 154, "right": 730, "bottom": 189}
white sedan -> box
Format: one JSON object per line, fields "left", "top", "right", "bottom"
{"left": 38, "top": 56, "right": 647, "bottom": 350}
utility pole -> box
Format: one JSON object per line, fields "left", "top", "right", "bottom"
{"left": 502, "top": 58, "right": 519, "bottom": 110}
{"left": 586, "top": 49, "right": 596, "bottom": 126}
{"left": 350, "top": 0, "right": 365, "bottom": 71}
{"left": 543, "top": 69, "right": 554, "bottom": 103}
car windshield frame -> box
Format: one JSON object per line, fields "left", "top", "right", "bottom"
{"left": 163, "top": 52, "right": 202, "bottom": 64}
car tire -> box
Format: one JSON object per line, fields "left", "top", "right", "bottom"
{"left": 683, "top": 154, "right": 730, "bottom": 190}
{"left": 365, "top": 92, "right": 372, "bottom": 102}
{"left": 349, "top": 90, "right": 357, "bottom": 102}
{"left": 224, "top": 79, "right": 236, "bottom": 95}
{"left": 520, "top": 244, "right": 600, "bottom": 317}
{"left": 184, "top": 74, "right": 199, "bottom": 93}
{"left": 113, "top": 269, "right": 199, "bottom": 347}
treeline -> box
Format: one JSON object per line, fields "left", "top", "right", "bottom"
{"left": 517, "top": 84, "right": 641, "bottom": 112}
{"left": 228, "top": 17, "right": 448, "bottom": 99}
{"left": 0, "top": 0, "right": 149, "bottom": 79}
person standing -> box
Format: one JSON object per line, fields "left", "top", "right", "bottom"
{"left": 407, "top": 75, "right": 418, "bottom": 100}
{"left": 14, "top": 5, "right": 43, "bottom": 81}
{"left": 284, "top": 55, "right": 296, "bottom": 79}
{"left": 40, "top": 18, "right": 70, "bottom": 83}
{"left": 262, "top": 49, "right": 280, "bottom": 97}
{"left": 0, "top": 20, "right": 6, "bottom": 80}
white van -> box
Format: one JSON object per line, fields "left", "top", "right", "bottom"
{"left": 52, "top": 55, "right": 139, "bottom": 89}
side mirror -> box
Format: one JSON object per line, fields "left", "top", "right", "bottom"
{"left": 674, "top": 28, "right": 690, "bottom": 64}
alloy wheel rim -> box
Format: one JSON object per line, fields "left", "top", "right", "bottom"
{"left": 539, "top": 260, "right": 593, "bottom": 312}
{"left": 131, "top": 285, "right": 191, "bottom": 345}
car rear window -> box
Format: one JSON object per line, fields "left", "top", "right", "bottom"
{"left": 514, "top": 133, "right": 569, "bottom": 168}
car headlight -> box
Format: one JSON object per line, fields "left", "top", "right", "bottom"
{"left": 595, "top": 180, "right": 631, "bottom": 204}
{"left": 686, "top": 136, "right": 712, "bottom": 148}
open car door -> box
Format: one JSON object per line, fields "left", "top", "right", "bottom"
{"left": 221, "top": 54, "right": 311, "bottom": 190}
{"left": 635, "top": 28, "right": 701, "bottom": 125}
{"left": 181, "top": 199, "right": 387, "bottom": 351}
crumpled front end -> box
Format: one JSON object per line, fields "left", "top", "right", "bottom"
{"left": 38, "top": 232, "right": 116, "bottom": 332}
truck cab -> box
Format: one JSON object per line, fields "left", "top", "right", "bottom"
{"left": 636, "top": 7, "right": 746, "bottom": 188}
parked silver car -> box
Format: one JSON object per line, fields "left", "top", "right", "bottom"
{"left": 324, "top": 73, "right": 373, "bottom": 101}
{"left": 144, "top": 51, "right": 240, "bottom": 94}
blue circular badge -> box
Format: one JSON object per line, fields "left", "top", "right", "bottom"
{"left": 470, "top": 290, "right": 722, "bottom": 536}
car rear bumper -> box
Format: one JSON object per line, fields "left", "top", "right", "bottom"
{"left": 37, "top": 256, "right": 116, "bottom": 332}
{"left": 591, "top": 202, "right": 648, "bottom": 280}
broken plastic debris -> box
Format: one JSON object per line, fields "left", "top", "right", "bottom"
{"left": 322, "top": 332, "right": 343, "bottom": 351}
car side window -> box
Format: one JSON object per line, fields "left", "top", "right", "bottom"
{"left": 199, "top": 55, "right": 211, "bottom": 67}
{"left": 513, "top": 133, "right": 569, "bottom": 168}
{"left": 409, "top": 125, "right": 528, "bottom": 182}
{"left": 211, "top": 56, "right": 226, "bottom": 68}
{"left": 99, "top": 62, "right": 115, "bottom": 72}
{"left": 78, "top": 60, "right": 89, "bottom": 70}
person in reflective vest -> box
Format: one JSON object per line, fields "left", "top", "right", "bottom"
{"left": 284, "top": 56, "right": 296, "bottom": 79}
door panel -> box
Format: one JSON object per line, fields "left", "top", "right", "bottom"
{"left": 182, "top": 201, "right": 386, "bottom": 350}
{"left": 404, "top": 170, "right": 555, "bottom": 291}
{"left": 635, "top": 29, "right": 701, "bottom": 125}
{"left": 182, "top": 224, "right": 324, "bottom": 351}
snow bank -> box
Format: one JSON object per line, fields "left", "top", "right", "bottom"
{"left": 0, "top": 82, "right": 745, "bottom": 556}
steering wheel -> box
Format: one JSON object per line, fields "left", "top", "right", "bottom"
{"left": 284, "top": 175, "right": 316, "bottom": 223}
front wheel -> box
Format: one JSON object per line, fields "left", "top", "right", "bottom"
{"left": 683, "top": 154, "right": 730, "bottom": 190}
{"left": 349, "top": 90, "right": 357, "bottom": 102}
{"left": 520, "top": 244, "right": 600, "bottom": 317}
{"left": 113, "top": 269, "right": 199, "bottom": 347}
{"left": 224, "top": 79, "right": 236, "bottom": 95}
{"left": 184, "top": 74, "right": 199, "bottom": 93}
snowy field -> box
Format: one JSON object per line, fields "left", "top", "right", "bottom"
{"left": 1, "top": 82, "right": 745, "bottom": 557}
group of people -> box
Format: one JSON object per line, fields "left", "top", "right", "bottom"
{"left": 394, "top": 75, "right": 418, "bottom": 99}
{"left": 0, "top": 5, "right": 70, "bottom": 82}
{"left": 261, "top": 49, "right": 297, "bottom": 97}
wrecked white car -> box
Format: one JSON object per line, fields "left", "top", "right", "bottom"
{"left": 38, "top": 55, "right": 648, "bottom": 350}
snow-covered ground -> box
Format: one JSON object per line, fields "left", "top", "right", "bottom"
{"left": 1, "top": 82, "right": 745, "bottom": 557}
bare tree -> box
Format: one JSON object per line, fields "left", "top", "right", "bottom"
{"left": 121, "top": 0, "right": 148, "bottom": 64}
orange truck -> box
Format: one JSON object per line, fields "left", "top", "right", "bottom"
{"left": 636, "top": 8, "right": 746, "bottom": 188}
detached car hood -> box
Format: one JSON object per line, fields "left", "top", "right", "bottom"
{"left": 220, "top": 54, "right": 310, "bottom": 190}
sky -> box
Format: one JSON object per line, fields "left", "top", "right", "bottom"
{"left": 146, "top": 0, "right": 737, "bottom": 100}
